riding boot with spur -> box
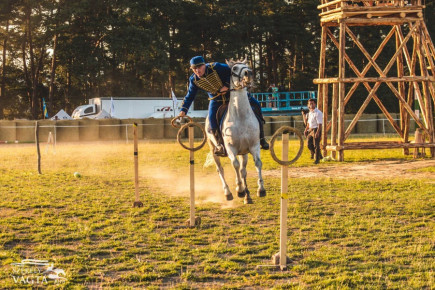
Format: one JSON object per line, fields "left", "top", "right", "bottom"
{"left": 259, "top": 122, "right": 269, "bottom": 150}
{"left": 212, "top": 129, "right": 226, "bottom": 157}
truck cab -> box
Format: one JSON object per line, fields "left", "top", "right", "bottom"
{"left": 71, "top": 104, "right": 97, "bottom": 119}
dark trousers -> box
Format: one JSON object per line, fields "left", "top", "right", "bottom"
{"left": 307, "top": 128, "right": 322, "bottom": 161}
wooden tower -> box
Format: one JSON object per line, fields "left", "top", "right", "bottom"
{"left": 314, "top": 0, "right": 435, "bottom": 161}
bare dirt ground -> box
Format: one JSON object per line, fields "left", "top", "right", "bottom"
{"left": 262, "top": 159, "right": 435, "bottom": 181}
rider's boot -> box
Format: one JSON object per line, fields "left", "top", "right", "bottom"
{"left": 259, "top": 121, "right": 269, "bottom": 150}
{"left": 252, "top": 102, "right": 270, "bottom": 150}
{"left": 212, "top": 129, "right": 227, "bottom": 157}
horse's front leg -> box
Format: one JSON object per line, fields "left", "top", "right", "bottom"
{"left": 251, "top": 147, "right": 266, "bottom": 197}
{"left": 212, "top": 153, "right": 233, "bottom": 201}
{"left": 239, "top": 154, "right": 253, "bottom": 204}
{"left": 228, "top": 149, "right": 252, "bottom": 204}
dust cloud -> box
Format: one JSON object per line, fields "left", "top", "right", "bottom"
{"left": 139, "top": 166, "right": 240, "bottom": 208}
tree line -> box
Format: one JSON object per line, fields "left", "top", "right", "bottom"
{"left": 0, "top": 0, "right": 433, "bottom": 119}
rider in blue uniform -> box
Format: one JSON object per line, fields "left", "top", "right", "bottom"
{"left": 178, "top": 56, "right": 269, "bottom": 156}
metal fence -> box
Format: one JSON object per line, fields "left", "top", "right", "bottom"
{"left": 0, "top": 115, "right": 416, "bottom": 144}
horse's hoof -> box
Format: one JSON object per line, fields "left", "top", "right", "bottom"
{"left": 237, "top": 191, "right": 246, "bottom": 198}
{"left": 225, "top": 193, "right": 234, "bottom": 201}
{"left": 244, "top": 196, "right": 253, "bottom": 204}
{"left": 257, "top": 188, "right": 266, "bottom": 197}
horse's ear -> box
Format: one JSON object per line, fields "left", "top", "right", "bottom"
{"left": 226, "top": 59, "right": 234, "bottom": 67}
{"left": 242, "top": 57, "right": 247, "bottom": 64}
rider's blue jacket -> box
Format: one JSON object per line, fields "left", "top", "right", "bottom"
{"left": 180, "top": 62, "right": 231, "bottom": 114}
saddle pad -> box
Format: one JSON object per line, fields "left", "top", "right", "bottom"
{"left": 216, "top": 103, "right": 229, "bottom": 131}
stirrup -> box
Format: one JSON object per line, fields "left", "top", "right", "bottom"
{"left": 214, "top": 145, "right": 227, "bottom": 157}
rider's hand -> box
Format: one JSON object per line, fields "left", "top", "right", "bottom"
{"left": 179, "top": 111, "right": 186, "bottom": 117}
{"left": 219, "top": 86, "right": 229, "bottom": 93}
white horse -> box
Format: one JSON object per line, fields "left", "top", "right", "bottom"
{"left": 205, "top": 59, "right": 266, "bottom": 204}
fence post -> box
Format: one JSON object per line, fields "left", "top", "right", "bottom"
{"left": 126, "top": 125, "right": 129, "bottom": 144}
{"left": 35, "top": 121, "right": 41, "bottom": 174}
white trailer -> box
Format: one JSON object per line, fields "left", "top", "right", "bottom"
{"left": 71, "top": 97, "right": 207, "bottom": 119}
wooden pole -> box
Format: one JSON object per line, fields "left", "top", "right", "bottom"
{"left": 35, "top": 121, "right": 41, "bottom": 174}
{"left": 331, "top": 83, "right": 338, "bottom": 160}
{"left": 416, "top": 25, "right": 435, "bottom": 157}
{"left": 338, "top": 22, "right": 346, "bottom": 161}
{"left": 133, "top": 123, "right": 143, "bottom": 207}
{"left": 395, "top": 26, "right": 413, "bottom": 155}
{"left": 396, "top": 25, "right": 408, "bottom": 155}
{"left": 317, "top": 27, "right": 328, "bottom": 112}
{"left": 313, "top": 76, "right": 435, "bottom": 84}
{"left": 189, "top": 126, "right": 196, "bottom": 227}
{"left": 279, "top": 133, "right": 289, "bottom": 270}
{"left": 272, "top": 132, "right": 290, "bottom": 269}
{"left": 134, "top": 124, "right": 139, "bottom": 201}
{"left": 322, "top": 84, "right": 329, "bottom": 157}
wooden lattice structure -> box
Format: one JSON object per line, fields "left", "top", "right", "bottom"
{"left": 314, "top": 0, "right": 435, "bottom": 161}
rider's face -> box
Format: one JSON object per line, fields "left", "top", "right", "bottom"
{"left": 191, "top": 64, "right": 206, "bottom": 77}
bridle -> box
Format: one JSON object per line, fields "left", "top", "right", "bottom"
{"left": 230, "top": 63, "right": 252, "bottom": 90}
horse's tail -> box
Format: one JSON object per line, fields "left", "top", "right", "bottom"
{"left": 203, "top": 151, "right": 215, "bottom": 168}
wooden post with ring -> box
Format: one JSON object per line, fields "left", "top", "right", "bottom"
{"left": 269, "top": 126, "right": 304, "bottom": 270}
{"left": 172, "top": 116, "right": 207, "bottom": 227}
{"left": 133, "top": 123, "right": 143, "bottom": 207}
{"left": 188, "top": 125, "right": 195, "bottom": 227}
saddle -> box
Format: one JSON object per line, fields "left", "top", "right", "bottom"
{"left": 215, "top": 102, "right": 265, "bottom": 133}
{"left": 216, "top": 103, "right": 229, "bottom": 131}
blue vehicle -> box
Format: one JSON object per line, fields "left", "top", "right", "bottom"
{"left": 252, "top": 91, "right": 316, "bottom": 116}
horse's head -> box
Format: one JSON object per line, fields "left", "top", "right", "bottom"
{"left": 226, "top": 58, "right": 253, "bottom": 90}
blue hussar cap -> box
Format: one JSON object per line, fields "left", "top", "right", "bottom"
{"left": 190, "top": 56, "right": 205, "bottom": 68}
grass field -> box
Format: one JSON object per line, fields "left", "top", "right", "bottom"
{"left": 0, "top": 135, "right": 434, "bottom": 289}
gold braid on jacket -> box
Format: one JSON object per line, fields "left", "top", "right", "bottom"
{"left": 193, "top": 62, "right": 224, "bottom": 100}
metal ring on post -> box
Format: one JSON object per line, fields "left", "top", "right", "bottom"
{"left": 177, "top": 122, "right": 207, "bottom": 151}
{"left": 171, "top": 115, "right": 193, "bottom": 129}
{"left": 270, "top": 126, "right": 304, "bottom": 166}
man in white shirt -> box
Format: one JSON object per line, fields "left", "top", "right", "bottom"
{"left": 303, "top": 99, "right": 323, "bottom": 164}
